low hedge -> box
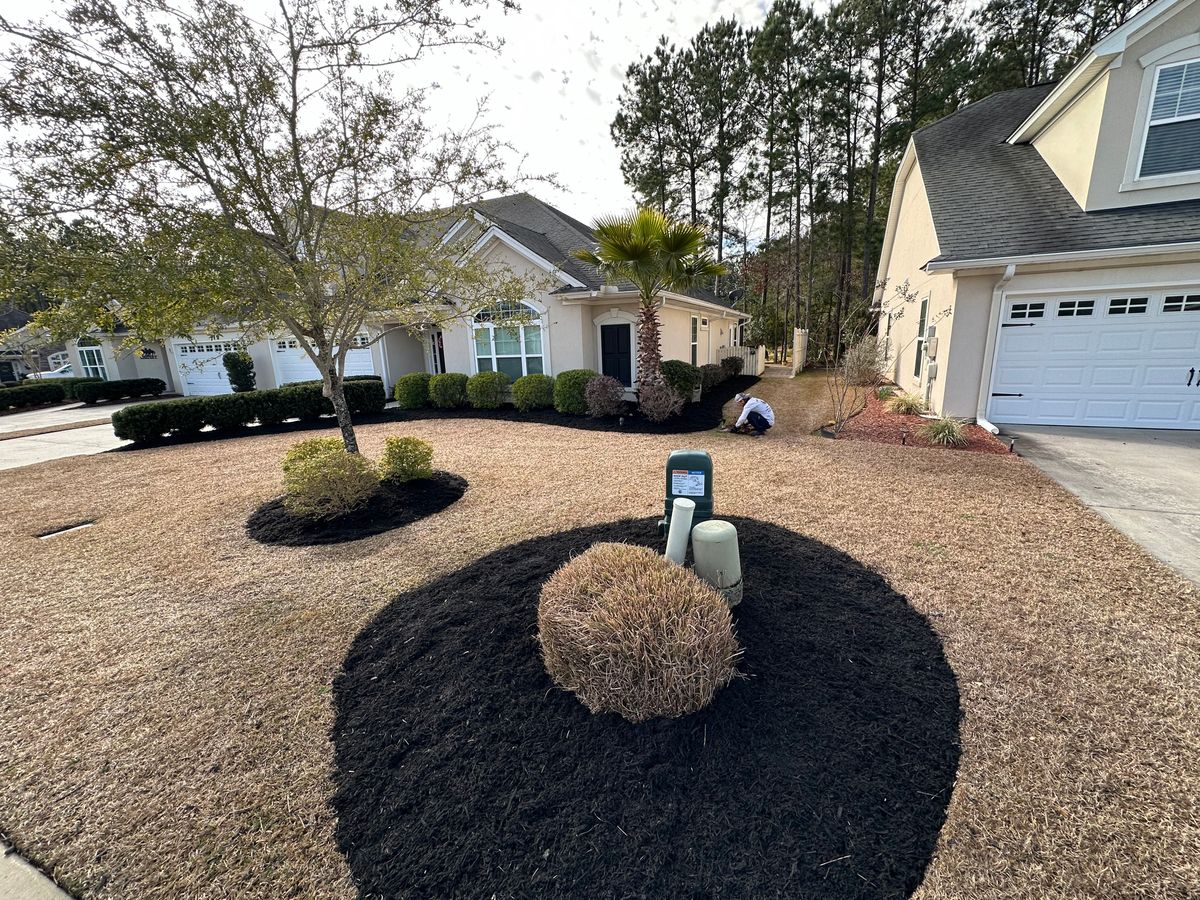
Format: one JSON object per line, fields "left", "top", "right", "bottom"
{"left": 720, "top": 355, "right": 745, "bottom": 377}
{"left": 699, "top": 364, "right": 727, "bottom": 390}
{"left": 512, "top": 373, "right": 554, "bottom": 411}
{"left": 76, "top": 377, "right": 166, "bottom": 405}
{"left": 394, "top": 372, "right": 432, "bottom": 410}
{"left": 52, "top": 377, "right": 104, "bottom": 401}
{"left": 467, "top": 371, "right": 510, "bottom": 409}
{"left": 0, "top": 381, "right": 66, "bottom": 410}
{"left": 660, "top": 360, "right": 702, "bottom": 398}
{"left": 553, "top": 369, "right": 598, "bottom": 415}
{"left": 429, "top": 373, "right": 469, "bottom": 409}
{"left": 111, "top": 379, "right": 386, "bottom": 444}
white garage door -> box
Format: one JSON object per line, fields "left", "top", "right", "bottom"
{"left": 173, "top": 341, "right": 240, "bottom": 396}
{"left": 273, "top": 333, "right": 376, "bottom": 385}
{"left": 988, "top": 291, "right": 1200, "bottom": 429}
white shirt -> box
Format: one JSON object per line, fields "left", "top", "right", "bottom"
{"left": 734, "top": 397, "right": 775, "bottom": 428}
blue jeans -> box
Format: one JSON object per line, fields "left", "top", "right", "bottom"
{"left": 746, "top": 411, "right": 771, "bottom": 434}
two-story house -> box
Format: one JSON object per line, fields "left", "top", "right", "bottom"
{"left": 874, "top": 0, "right": 1200, "bottom": 430}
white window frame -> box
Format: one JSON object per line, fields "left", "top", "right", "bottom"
{"left": 1132, "top": 55, "right": 1200, "bottom": 185}
{"left": 1056, "top": 299, "right": 1095, "bottom": 317}
{"left": 1163, "top": 293, "right": 1200, "bottom": 313}
{"left": 77, "top": 345, "right": 108, "bottom": 380}
{"left": 690, "top": 315, "right": 699, "bottom": 366}
{"left": 913, "top": 295, "right": 929, "bottom": 379}
{"left": 1106, "top": 296, "right": 1149, "bottom": 316}
{"left": 1007, "top": 301, "right": 1045, "bottom": 321}
{"left": 473, "top": 301, "right": 547, "bottom": 379}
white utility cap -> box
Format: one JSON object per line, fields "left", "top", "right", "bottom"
{"left": 691, "top": 519, "right": 743, "bottom": 607}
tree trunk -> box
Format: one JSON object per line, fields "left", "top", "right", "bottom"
{"left": 322, "top": 365, "right": 359, "bottom": 454}
{"left": 637, "top": 300, "right": 665, "bottom": 387}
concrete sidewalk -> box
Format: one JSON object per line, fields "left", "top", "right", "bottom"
{"left": 0, "top": 841, "right": 71, "bottom": 899}
{"left": 1004, "top": 425, "right": 1200, "bottom": 586}
{"left": 0, "top": 424, "right": 127, "bottom": 471}
{"left": 0, "top": 400, "right": 149, "bottom": 436}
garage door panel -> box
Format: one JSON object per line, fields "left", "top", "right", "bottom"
{"left": 988, "top": 292, "right": 1200, "bottom": 429}
{"left": 274, "top": 334, "right": 377, "bottom": 385}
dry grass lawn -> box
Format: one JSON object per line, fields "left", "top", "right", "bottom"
{"left": 1, "top": 417, "right": 1198, "bottom": 899}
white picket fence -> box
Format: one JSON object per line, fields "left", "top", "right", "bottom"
{"left": 718, "top": 344, "right": 767, "bottom": 377}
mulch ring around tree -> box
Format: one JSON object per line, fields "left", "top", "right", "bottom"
{"left": 332, "top": 517, "right": 961, "bottom": 899}
{"left": 245, "top": 472, "right": 466, "bottom": 546}
{"left": 839, "top": 392, "right": 1013, "bottom": 454}
{"left": 396, "top": 374, "right": 760, "bottom": 434}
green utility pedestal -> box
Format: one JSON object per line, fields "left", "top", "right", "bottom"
{"left": 659, "top": 449, "right": 713, "bottom": 535}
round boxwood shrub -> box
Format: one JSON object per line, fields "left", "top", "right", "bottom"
{"left": 467, "top": 371, "right": 510, "bottom": 410}
{"left": 585, "top": 374, "right": 625, "bottom": 418}
{"left": 552, "top": 368, "right": 598, "bottom": 415}
{"left": 379, "top": 436, "right": 434, "bottom": 482}
{"left": 537, "top": 542, "right": 740, "bottom": 723}
{"left": 281, "top": 437, "right": 379, "bottom": 519}
{"left": 699, "top": 364, "right": 726, "bottom": 391}
{"left": 720, "top": 355, "right": 745, "bottom": 377}
{"left": 511, "top": 373, "right": 554, "bottom": 411}
{"left": 429, "top": 373, "right": 469, "bottom": 409}
{"left": 394, "top": 372, "right": 432, "bottom": 410}
{"left": 660, "top": 359, "right": 702, "bottom": 398}
{"left": 638, "top": 382, "right": 684, "bottom": 422}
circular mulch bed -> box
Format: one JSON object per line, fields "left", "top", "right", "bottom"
{"left": 332, "top": 517, "right": 961, "bottom": 898}
{"left": 245, "top": 472, "right": 466, "bottom": 546}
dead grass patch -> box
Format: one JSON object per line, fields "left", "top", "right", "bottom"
{"left": 0, "top": 421, "right": 1197, "bottom": 898}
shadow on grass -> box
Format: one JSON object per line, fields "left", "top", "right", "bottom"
{"left": 331, "top": 517, "right": 961, "bottom": 899}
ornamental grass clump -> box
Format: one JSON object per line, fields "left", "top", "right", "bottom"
{"left": 379, "top": 436, "right": 433, "bottom": 482}
{"left": 538, "top": 543, "right": 741, "bottom": 723}
{"left": 919, "top": 415, "right": 969, "bottom": 447}
{"left": 281, "top": 437, "right": 379, "bottom": 519}
{"left": 885, "top": 391, "right": 926, "bottom": 415}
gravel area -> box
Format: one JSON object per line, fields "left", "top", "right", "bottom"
{"left": 0, "top": 420, "right": 1197, "bottom": 899}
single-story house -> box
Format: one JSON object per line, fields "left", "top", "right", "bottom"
{"left": 65, "top": 193, "right": 754, "bottom": 397}
{"left": 874, "top": 0, "right": 1200, "bottom": 430}
{"left": 0, "top": 306, "right": 68, "bottom": 381}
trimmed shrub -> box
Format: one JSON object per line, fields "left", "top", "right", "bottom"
{"left": 699, "top": 364, "right": 727, "bottom": 391}
{"left": 553, "top": 368, "right": 598, "bottom": 415}
{"left": 720, "top": 355, "right": 745, "bottom": 377}
{"left": 0, "top": 381, "right": 66, "bottom": 410}
{"left": 429, "top": 373, "right": 469, "bottom": 409}
{"left": 379, "top": 436, "right": 434, "bottom": 482}
{"left": 538, "top": 542, "right": 740, "bottom": 723}
{"left": 919, "top": 416, "right": 969, "bottom": 447}
{"left": 110, "top": 379, "right": 386, "bottom": 443}
{"left": 54, "top": 377, "right": 103, "bottom": 401}
{"left": 512, "top": 373, "right": 554, "bottom": 411}
{"left": 75, "top": 377, "right": 166, "bottom": 405}
{"left": 885, "top": 391, "right": 926, "bottom": 415}
{"left": 222, "top": 350, "right": 256, "bottom": 392}
{"left": 638, "top": 382, "right": 684, "bottom": 422}
{"left": 394, "top": 372, "right": 432, "bottom": 410}
{"left": 660, "top": 359, "right": 702, "bottom": 398}
{"left": 281, "top": 437, "right": 379, "bottom": 519}
{"left": 585, "top": 374, "right": 626, "bottom": 417}
{"left": 467, "top": 371, "right": 510, "bottom": 409}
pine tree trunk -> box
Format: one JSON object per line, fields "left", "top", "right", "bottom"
{"left": 637, "top": 301, "right": 665, "bottom": 387}
{"left": 323, "top": 365, "right": 359, "bottom": 454}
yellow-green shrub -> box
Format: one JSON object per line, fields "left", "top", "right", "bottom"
{"left": 281, "top": 437, "right": 379, "bottom": 519}
{"left": 379, "top": 436, "right": 433, "bottom": 482}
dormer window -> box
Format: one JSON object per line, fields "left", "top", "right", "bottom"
{"left": 1139, "top": 60, "right": 1200, "bottom": 179}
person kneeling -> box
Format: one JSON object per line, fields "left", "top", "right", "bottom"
{"left": 727, "top": 393, "right": 775, "bottom": 436}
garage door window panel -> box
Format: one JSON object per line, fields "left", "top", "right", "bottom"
{"left": 1057, "top": 299, "right": 1094, "bottom": 317}
{"left": 1008, "top": 301, "right": 1045, "bottom": 321}
{"left": 1108, "top": 297, "right": 1148, "bottom": 315}
{"left": 1163, "top": 294, "right": 1200, "bottom": 313}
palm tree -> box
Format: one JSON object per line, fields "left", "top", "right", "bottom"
{"left": 573, "top": 208, "right": 727, "bottom": 388}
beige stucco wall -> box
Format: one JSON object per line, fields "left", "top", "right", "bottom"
{"left": 1086, "top": 7, "right": 1200, "bottom": 209}
{"left": 1033, "top": 71, "right": 1110, "bottom": 208}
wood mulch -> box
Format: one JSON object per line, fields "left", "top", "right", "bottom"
{"left": 838, "top": 392, "right": 1013, "bottom": 455}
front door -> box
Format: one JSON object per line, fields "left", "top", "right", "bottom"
{"left": 600, "top": 323, "right": 632, "bottom": 387}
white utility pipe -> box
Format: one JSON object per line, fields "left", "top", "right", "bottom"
{"left": 664, "top": 497, "right": 696, "bottom": 565}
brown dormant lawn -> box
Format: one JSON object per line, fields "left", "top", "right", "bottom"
{"left": 1, "top": 418, "right": 1197, "bottom": 899}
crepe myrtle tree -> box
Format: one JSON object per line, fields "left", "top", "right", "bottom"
{"left": 0, "top": 0, "right": 531, "bottom": 453}
{"left": 573, "top": 208, "right": 727, "bottom": 388}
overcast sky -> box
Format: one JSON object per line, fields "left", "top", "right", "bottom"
{"left": 421, "top": 0, "right": 774, "bottom": 223}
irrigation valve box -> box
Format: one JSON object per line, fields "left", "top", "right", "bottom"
{"left": 660, "top": 449, "right": 713, "bottom": 534}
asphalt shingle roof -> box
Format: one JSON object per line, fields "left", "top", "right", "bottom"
{"left": 914, "top": 84, "right": 1200, "bottom": 265}
{"left": 469, "top": 193, "right": 733, "bottom": 308}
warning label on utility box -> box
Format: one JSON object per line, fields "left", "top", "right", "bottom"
{"left": 671, "top": 469, "right": 706, "bottom": 497}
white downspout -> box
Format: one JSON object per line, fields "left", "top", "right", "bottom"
{"left": 975, "top": 263, "right": 1017, "bottom": 434}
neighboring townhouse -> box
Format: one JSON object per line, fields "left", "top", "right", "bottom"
{"left": 66, "top": 193, "right": 752, "bottom": 397}
{"left": 875, "top": 0, "right": 1200, "bottom": 430}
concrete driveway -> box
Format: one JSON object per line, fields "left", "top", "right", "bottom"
{"left": 0, "top": 424, "right": 127, "bottom": 471}
{"left": 1003, "top": 426, "right": 1200, "bottom": 586}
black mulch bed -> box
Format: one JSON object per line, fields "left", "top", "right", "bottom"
{"left": 396, "top": 374, "right": 760, "bottom": 434}
{"left": 332, "top": 517, "right": 961, "bottom": 899}
{"left": 245, "top": 471, "right": 466, "bottom": 546}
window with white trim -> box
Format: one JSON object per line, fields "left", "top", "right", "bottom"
{"left": 690, "top": 316, "right": 699, "bottom": 366}
{"left": 1140, "top": 60, "right": 1200, "bottom": 178}
{"left": 1108, "top": 297, "right": 1148, "bottom": 315}
{"left": 1057, "top": 299, "right": 1094, "bottom": 317}
{"left": 1008, "top": 301, "right": 1045, "bottom": 320}
{"left": 77, "top": 343, "right": 107, "bottom": 380}
{"left": 913, "top": 295, "right": 929, "bottom": 378}
{"left": 1163, "top": 293, "right": 1200, "bottom": 313}
{"left": 474, "top": 301, "right": 545, "bottom": 379}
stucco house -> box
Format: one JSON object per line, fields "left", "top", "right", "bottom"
{"left": 874, "top": 0, "right": 1200, "bottom": 430}
{"left": 65, "top": 194, "right": 753, "bottom": 397}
